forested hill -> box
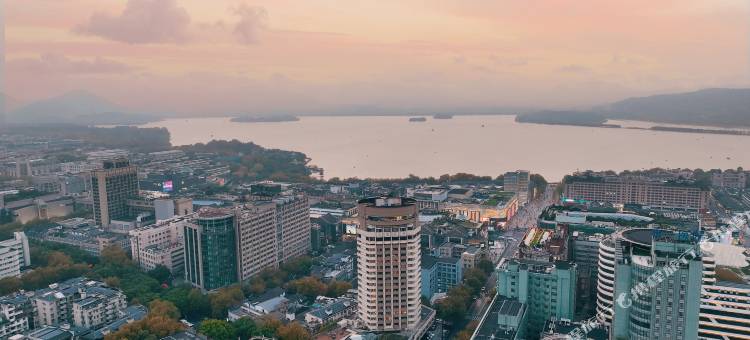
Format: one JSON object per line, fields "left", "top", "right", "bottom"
{"left": 602, "top": 88, "right": 750, "bottom": 127}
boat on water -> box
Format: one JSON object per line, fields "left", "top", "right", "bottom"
{"left": 409, "top": 117, "right": 427, "bottom": 122}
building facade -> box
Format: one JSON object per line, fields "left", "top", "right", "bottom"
{"left": 236, "top": 202, "right": 278, "bottom": 281}
{"left": 496, "top": 259, "right": 576, "bottom": 336}
{"left": 609, "top": 228, "right": 703, "bottom": 340}
{"left": 504, "top": 170, "right": 530, "bottom": 205}
{"left": 91, "top": 159, "right": 139, "bottom": 228}
{"left": 712, "top": 170, "right": 747, "bottom": 190}
{"left": 184, "top": 210, "right": 238, "bottom": 291}
{"left": 357, "top": 197, "right": 422, "bottom": 332}
{"left": 0, "top": 231, "right": 30, "bottom": 279}
{"left": 564, "top": 178, "right": 709, "bottom": 212}
{"left": 274, "top": 195, "right": 311, "bottom": 264}
{"left": 421, "top": 255, "right": 463, "bottom": 299}
{"left": 130, "top": 215, "right": 191, "bottom": 274}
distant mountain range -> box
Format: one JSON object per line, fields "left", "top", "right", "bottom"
{"left": 0, "top": 93, "right": 19, "bottom": 112}
{"left": 518, "top": 88, "right": 750, "bottom": 128}
{"left": 601, "top": 88, "right": 750, "bottom": 127}
{"left": 7, "top": 90, "right": 160, "bottom": 125}
{"left": 6, "top": 87, "right": 749, "bottom": 127}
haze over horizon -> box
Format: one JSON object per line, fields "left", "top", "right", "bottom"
{"left": 5, "top": 0, "right": 750, "bottom": 116}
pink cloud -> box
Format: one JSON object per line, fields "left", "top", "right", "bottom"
{"left": 232, "top": 4, "right": 269, "bottom": 45}
{"left": 75, "top": 0, "right": 191, "bottom": 44}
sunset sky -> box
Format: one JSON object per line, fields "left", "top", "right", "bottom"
{"left": 3, "top": 0, "right": 750, "bottom": 115}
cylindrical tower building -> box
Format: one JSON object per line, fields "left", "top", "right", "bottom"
{"left": 356, "top": 196, "right": 422, "bottom": 332}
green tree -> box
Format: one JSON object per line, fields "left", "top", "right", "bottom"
{"left": 257, "top": 317, "right": 282, "bottom": 337}
{"left": 476, "top": 259, "right": 495, "bottom": 275}
{"left": 287, "top": 276, "right": 327, "bottom": 299}
{"left": 0, "top": 277, "right": 22, "bottom": 295}
{"left": 199, "top": 319, "right": 236, "bottom": 340}
{"left": 100, "top": 245, "right": 131, "bottom": 266}
{"left": 209, "top": 285, "right": 245, "bottom": 318}
{"left": 325, "top": 280, "right": 352, "bottom": 297}
{"left": 104, "top": 276, "right": 121, "bottom": 288}
{"left": 233, "top": 317, "right": 257, "bottom": 340}
{"left": 147, "top": 265, "right": 172, "bottom": 284}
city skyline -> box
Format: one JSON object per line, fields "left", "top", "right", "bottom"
{"left": 4, "top": 0, "right": 750, "bottom": 115}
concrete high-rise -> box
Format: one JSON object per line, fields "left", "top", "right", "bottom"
{"left": 357, "top": 197, "right": 422, "bottom": 332}
{"left": 274, "top": 195, "right": 311, "bottom": 264}
{"left": 184, "top": 195, "right": 312, "bottom": 291}
{"left": 504, "top": 170, "right": 530, "bottom": 204}
{"left": 236, "top": 202, "right": 277, "bottom": 281}
{"left": 605, "top": 228, "right": 703, "bottom": 340}
{"left": 91, "top": 158, "right": 139, "bottom": 228}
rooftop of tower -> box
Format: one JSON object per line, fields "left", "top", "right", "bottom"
{"left": 620, "top": 228, "right": 698, "bottom": 246}
{"left": 358, "top": 196, "right": 416, "bottom": 208}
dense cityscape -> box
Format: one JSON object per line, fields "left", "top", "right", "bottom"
{"left": 0, "top": 128, "right": 747, "bottom": 340}
{"left": 3, "top": 1, "right": 750, "bottom": 340}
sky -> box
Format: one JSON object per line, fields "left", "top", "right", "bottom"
{"left": 4, "top": 0, "right": 750, "bottom": 115}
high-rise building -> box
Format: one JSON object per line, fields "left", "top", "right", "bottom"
{"left": 91, "top": 158, "right": 139, "bottom": 228}
{"left": 504, "top": 170, "right": 530, "bottom": 205}
{"left": 184, "top": 209, "right": 238, "bottom": 291}
{"left": 184, "top": 196, "right": 312, "bottom": 291}
{"left": 596, "top": 236, "right": 616, "bottom": 326}
{"left": 274, "top": 195, "right": 311, "bottom": 264}
{"left": 698, "top": 243, "right": 750, "bottom": 340}
{"left": 606, "top": 228, "right": 703, "bottom": 340}
{"left": 496, "top": 259, "right": 577, "bottom": 336}
{"left": 0, "top": 232, "right": 30, "bottom": 279}
{"left": 357, "top": 197, "right": 422, "bottom": 332}
{"left": 236, "top": 202, "right": 277, "bottom": 281}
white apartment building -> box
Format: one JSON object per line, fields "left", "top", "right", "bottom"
{"left": 274, "top": 195, "right": 311, "bottom": 264}
{"left": 129, "top": 215, "right": 192, "bottom": 273}
{"left": 33, "top": 278, "right": 127, "bottom": 329}
{"left": 357, "top": 197, "right": 422, "bottom": 332}
{"left": 699, "top": 243, "right": 750, "bottom": 340}
{"left": 0, "top": 232, "right": 30, "bottom": 279}
{"left": 0, "top": 294, "right": 33, "bottom": 337}
{"left": 71, "top": 287, "right": 127, "bottom": 329}
{"left": 236, "top": 202, "right": 278, "bottom": 281}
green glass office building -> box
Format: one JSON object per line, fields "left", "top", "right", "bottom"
{"left": 184, "top": 210, "right": 238, "bottom": 291}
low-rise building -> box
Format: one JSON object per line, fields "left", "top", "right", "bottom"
{"left": 421, "top": 255, "right": 463, "bottom": 299}
{"left": 129, "top": 215, "right": 192, "bottom": 274}
{"left": 227, "top": 288, "right": 289, "bottom": 321}
{"left": 304, "top": 297, "right": 356, "bottom": 327}
{"left": 471, "top": 296, "right": 528, "bottom": 340}
{"left": 0, "top": 278, "right": 133, "bottom": 338}
{"left": 32, "top": 278, "right": 127, "bottom": 329}
{"left": 712, "top": 170, "right": 747, "bottom": 190}
{"left": 0, "top": 293, "right": 35, "bottom": 337}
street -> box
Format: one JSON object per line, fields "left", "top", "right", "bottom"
{"left": 466, "top": 184, "right": 558, "bottom": 325}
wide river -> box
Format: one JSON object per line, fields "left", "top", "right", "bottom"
{"left": 141, "top": 115, "right": 750, "bottom": 181}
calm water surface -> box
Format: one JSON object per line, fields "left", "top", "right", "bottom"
{"left": 141, "top": 115, "right": 750, "bottom": 181}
